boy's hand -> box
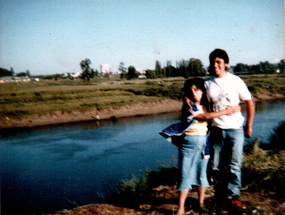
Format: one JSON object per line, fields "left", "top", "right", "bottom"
{"left": 244, "top": 125, "right": 252, "bottom": 138}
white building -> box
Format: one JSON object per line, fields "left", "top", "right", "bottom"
{"left": 100, "top": 64, "right": 110, "bottom": 73}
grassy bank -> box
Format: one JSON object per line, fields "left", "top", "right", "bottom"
{"left": 108, "top": 126, "right": 285, "bottom": 214}
{"left": 0, "top": 74, "right": 284, "bottom": 120}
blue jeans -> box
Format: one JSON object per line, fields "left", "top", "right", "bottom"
{"left": 178, "top": 135, "right": 209, "bottom": 191}
{"left": 209, "top": 127, "right": 244, "bottom": 199}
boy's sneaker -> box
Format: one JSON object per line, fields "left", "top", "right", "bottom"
{"left": 231, "top": 200, "right": 247, "bottom": 209}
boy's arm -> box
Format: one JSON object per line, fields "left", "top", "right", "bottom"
{"left": 193, "top": 105, "right": 240, "bottom": 120}
{"left": 244, "top": 99, "right": 255, "bottom": 138}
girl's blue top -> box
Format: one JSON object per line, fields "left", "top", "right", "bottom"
{"left": 159, "top": 103, "right": 210, "bottom": 157}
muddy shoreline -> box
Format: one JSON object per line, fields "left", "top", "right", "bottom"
{"left": 1, "top": 96, "right": 284, "bottom": 129}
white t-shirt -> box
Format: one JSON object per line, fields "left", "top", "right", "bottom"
{"left": 204, "top": 72, "right": 252, "bottom": 129}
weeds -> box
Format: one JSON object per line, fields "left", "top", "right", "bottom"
{"left": 242, "top": 128, "right": 285, "bottom": 202}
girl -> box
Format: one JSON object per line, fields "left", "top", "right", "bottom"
{"left": 176, "top": 78, "right": 239, "bottom": 214}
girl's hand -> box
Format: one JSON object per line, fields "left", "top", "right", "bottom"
{"left": 184, "top": 96, "right": 193, "bottom": 108}
{"left": 225, "top": 105, "right": 241, "bottom": 114}
{"left": 232, "top": 105, "right": 241, "bottom": 113}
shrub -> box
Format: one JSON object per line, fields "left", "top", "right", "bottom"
{"left": 242, "top": 138, "right": 285, "bottom": 201}
{"left": 109, "top": 165, "right": 179, "bottom": 207}
{"left": 269, "top": 120, "right": 285, "bottom": 150}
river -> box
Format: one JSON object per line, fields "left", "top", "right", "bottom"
{"left": 1, "top": 100, "right": 284, "bottom": 215}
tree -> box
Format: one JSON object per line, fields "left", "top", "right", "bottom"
{"left": 10, "top": 67, "right": 14, "bottom": 76}
{"left": 119, "top": 62, "right": 127, "bottom": 79}
{"left": 165, "top": 61, "right": 176, "bottom": 77}
{"left": 16, "top": 72, "right": 27, "bottom": 77}
{"left": 80, "top": 59, "right": 93, "bottom": 81}
{"left": 0, "top": 68, "right": 13, "bottom": 77}
{"left": 188, "top": 58, "right": 204, "bottom": 77}
{"left": 248, "top": 64, "right": 262, "bottom": 74}
{"left": 26, "top": 70, "right": 31, "bottom": 77}
{"left": 145, "top": 69, "right": 156, "bottom": 79}
{"left": 127, "top": 66, "right": 138, "bottom": 79}
{"left": 259, "top": 61, "right": 277, "bottom": 74}
{"left": 278, "top": 59, "right": 285, "bottom": 73}
{"left": 177, "top": 59, "right": 188, "bottom": 78}
{"left": 118, "top": 62, "right": 127, "bottom": 73}
{"left": 93, "top": 69, "right": 99, "bottom": 77}
{"left": 234, "top": 63, "right": 249, "bottom": 75}
{"left": 154, "top": 61, "right": 162, "bottom": 78}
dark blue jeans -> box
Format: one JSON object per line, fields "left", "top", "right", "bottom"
{"left": 210, "top": 127, "right": 244, "bottom": 199}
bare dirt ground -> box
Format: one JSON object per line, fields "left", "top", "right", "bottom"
{"left": 51, "top": 185, "right": 285, "bottom": 215}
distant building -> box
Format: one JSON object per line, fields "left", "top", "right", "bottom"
{"left": 136, "top": 68, "right": 145, "bottom": 74}
{"left": 100, "top": 64, "right": 110, "bottom": 73}
{"left": 71, "top": 72, "right": 81, "bottom": 78}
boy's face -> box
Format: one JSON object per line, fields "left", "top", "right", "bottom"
{"left": 211, "top": 57, "right": 228, "bottom": 77}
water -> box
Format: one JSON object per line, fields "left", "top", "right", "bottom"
{"left": 1, "top": 100, "right": 284, "bottom": 215}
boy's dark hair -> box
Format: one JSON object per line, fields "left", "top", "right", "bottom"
{"left": 209, "top": 49, "right": 229, "bottom": 64}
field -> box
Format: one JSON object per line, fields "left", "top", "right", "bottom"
{"left": 0, "top": 74, "right": 284, "bottom": 122}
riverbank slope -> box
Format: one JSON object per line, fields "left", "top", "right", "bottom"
{"left": 0, "top": 99, "right": 182, "bottom": 129}
{"left": 1, "top": 93, "right": 285, "bottom": 129}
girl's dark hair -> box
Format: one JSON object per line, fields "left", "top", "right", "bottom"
{"left": 183, "top": 78, "right": 208, "bottom": 106}
{"left": 209, "top": 48, "right": 229, "bottom": 64}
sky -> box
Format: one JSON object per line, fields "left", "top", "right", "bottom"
{"left": 0, "top": 0, "right": 284, "bottom": 75}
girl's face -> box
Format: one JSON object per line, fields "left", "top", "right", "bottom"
{"left": 190, "top": 84, "right": 203, "bottom": 103}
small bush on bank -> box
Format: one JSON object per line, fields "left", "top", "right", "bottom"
{"left": 242, "top": 137, "right": 285, "bottom": 201}
{"left": 108, "top": 165, "right": 179, "bottom": 208}
{"left": 269, "top": 120, "right": 285, "bottom": 150}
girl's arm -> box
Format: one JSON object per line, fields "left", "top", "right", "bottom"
{"left": 194, "top": 105, "right": 240, "bottom": 120}
{"left": 184, "top": 96, "right": 193, "bottom": 106}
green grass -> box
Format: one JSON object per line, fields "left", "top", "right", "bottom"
{"left": 0, "top": 77, "right": 185, "bottom": 119}
{"left": 241, "top": 74, "right": 285, "bottom": 98}
{"left": 0, "top": 74, "right": 284, "bottom": 120}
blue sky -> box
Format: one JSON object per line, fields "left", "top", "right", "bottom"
{"left": 0, "top": 0, "right": 284, "bottom": 75}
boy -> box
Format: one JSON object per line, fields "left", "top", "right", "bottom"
{"left": 205, "top": 49, "right": 255, "bottom": 207}
{"left": 185, "top": 49, "right": 255, "bottom": 208}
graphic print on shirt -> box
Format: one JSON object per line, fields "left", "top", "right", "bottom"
{"left": 208, "top": 82, "right": 231, "bottom": 112}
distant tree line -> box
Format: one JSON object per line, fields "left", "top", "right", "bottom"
{"left": 119, "top": 58, "right": 206, "bottom": 80}
{"left": 119, "top": 58, "right": 284, "bottom": 80}
{"left": 1, "top": 58, "right": 284, "bottom": 80}
{"left": 0, "top": 67, "right": 31, "bottom": 78}
{"left": 232, "top": 60, "right": 284, "bottom": 75}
